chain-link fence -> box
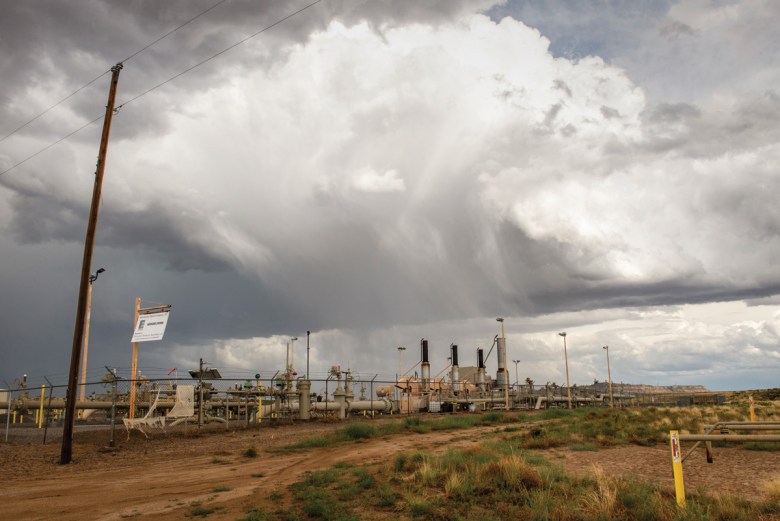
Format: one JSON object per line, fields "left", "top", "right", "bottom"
{"left": 1, "top": 374, "right": 727, "bottom": 445}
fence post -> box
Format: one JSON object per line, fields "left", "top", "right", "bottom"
{"left": 5, "top": 389, "right": 12, "bottom": 442}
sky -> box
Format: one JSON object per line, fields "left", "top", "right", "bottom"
{"left": 1, "top": 0, "right": 778, "bottom": 393}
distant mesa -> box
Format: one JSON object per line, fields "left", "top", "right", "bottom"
{"left": 585, "top": 382, "right": 709, "bottom": 394}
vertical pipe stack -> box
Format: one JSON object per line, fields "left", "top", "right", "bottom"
{"left": 477, "top": 348, "right": 486, "bottom": 391}
{"left": 496, "top": 337, "right": 508, "bottom": 388}
{"left": 451, "top": 344, "right": 460, "bottom": 393}
{"left": 421, "top": 339, "right": 430, "bottom": 391}
{"left": 298, "top": 379, "right": 311, "bottom": 420}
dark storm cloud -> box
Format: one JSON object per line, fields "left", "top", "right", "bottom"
{"left": 0, "top": 0, "right": 493, "bottom": 142}
{"left": 1, "top": 1, "right": 779, "bottom": 391}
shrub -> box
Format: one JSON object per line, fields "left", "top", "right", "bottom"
{"left": 190, "top": 506, "right": 216, "bottom": 517}
{"left": 352, "top": 468, "right": 374, "bottom": 489}
{"left": 238, "top": 508, "right": 266, "bottom": 521}
{"left": 341, "top": 423, "right": 375, "bottom": 440}
{"left": 242, "top": 446, "right": 258, "bottom": 458}
{"left": 480, "top": 411, "right": 505, "bottom": 423}
{"left": 373, "top": 485, "right": 399, "bottom": 508}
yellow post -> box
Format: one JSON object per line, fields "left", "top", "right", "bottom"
{"left": 670, "top": 430, "right": 685, "bottom": 507}
{"left": 749, "top": 395, "right": 756, "bottom": 422}
{"left": 38, "top": 384, "right": 46, "bottom": 428}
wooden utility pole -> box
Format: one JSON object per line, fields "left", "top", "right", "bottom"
{"left": 61, "top": 63, "right": 123, "bottom": 465}
{"left": 79, "top": 268, "right": 105, "bottom": 409}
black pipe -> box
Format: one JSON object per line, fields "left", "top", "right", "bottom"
{"left": 451, "top": 344, "right": 458, "bottom": 366}
{"left": 477, "top": 348, "right": 484, "bottom": 369}
{"left": 421, "top": 339, "right": 429, "bottom": 363}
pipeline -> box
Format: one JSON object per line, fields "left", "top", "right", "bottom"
{"left": 679, "top": 434, "right": 780, "bottom": 442}
{"left": 534, "top": 395, "right": 605, "bottom": 410}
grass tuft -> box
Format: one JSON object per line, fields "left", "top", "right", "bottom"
{"left": 242, "top": 446, "right": 258, "bottom": 458}
{"left": 341, "top": 423, "right": 375, "bottom": 440}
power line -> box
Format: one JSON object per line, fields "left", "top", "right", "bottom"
{"left": 0, "top": 71, "right": 110, "bottom": 143}
{"left": 0, "top": 0, "right": 230, "bottom": 144}
{"left": 0, "top": 114, "right": 104, "bottom": 177}
{"left": 119, "top": 0, "right": 231, "bottom": 64}
{"left": 115, "top": 0, "right": 323, "bottom": 112}
{"left": 0, "top": 0, "right": 324, "bottom": 178}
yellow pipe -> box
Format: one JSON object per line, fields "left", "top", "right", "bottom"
{"left": 38, "top": 384, "right": 46, "bottom": 428}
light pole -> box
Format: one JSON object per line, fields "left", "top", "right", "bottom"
{"left": 512, "top": 360, "right": 520, "bottom": 391}
{"left": 79, "top": 268, "right": 105, "bottom": 405}
{"left": 497, "top": 318, "right": 509, "bottom": 410}
{"left": 290, "top": 337, "right": 298, "bottom": 373}
{"left": 603, "top": 345, "right": 614, "bottom": 408}
{"left": 290, "top": 336, "right": 298, "bottom": 391}
{"left": 559, "top": 332, "right": 572, "bottom": 409}
{"left": 306, "top": 331, "right": 311, "bottom": 380}
{"left": 397, "top": 347, "right": 406, "bottom": 379}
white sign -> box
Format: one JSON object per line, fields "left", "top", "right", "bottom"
{"left": 131, "top": 311, "right": 170, "bottom": 342}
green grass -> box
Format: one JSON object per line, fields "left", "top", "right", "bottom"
{"left": 238, "top": 508, "right": 266, "bottom": 521}
{"left": 279, "top": 411, "right": 513, "bottom": 451}
{"left": 189, "top": 506, "right": 216, "bottom": 517}
{"left": 253, "top": 402, "right": 780, "bottom": 521}
{"left": 511, "top": 406, "right": 780, "bottom": 451}
{"left": 341, "top": 422, "right": 375, "bottom": 440}
{"left": 212, "top": 486, "right": 231, "bottom": 492}
{"left": 287, "top": 467, "right": 367, "bottom": 520}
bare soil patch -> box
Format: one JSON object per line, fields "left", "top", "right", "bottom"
{"left": 549, "top": 444, "right": 780, "bottom": 502}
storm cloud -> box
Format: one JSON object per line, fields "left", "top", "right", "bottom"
{"left": 1, "top": 0, "right": 778, "bottom": 391}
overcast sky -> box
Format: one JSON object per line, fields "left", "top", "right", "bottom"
{"left": 1, "top": 0, "right": 778, "bottom": 393}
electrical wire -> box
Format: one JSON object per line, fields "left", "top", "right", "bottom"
{"left": 119, "top": 0, "right": 231, "bottom": 65}
{"left": 0, "top": 0, "right": 230, "bottom": 145}
{"left": 0, "top": 114, "right": 104, "bottom": 177}
{"left": 0, "top": 0, "right": 324, "bottom": 179}
{"left": 0, "top": 71, "right": 110, "bottom": 143}
{"left": 115, "top": 0, "right": 323, "bottom": 112}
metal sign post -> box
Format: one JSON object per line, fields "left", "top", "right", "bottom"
{"left": 128, "top": 300, "right": 172, "bottom": 420}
